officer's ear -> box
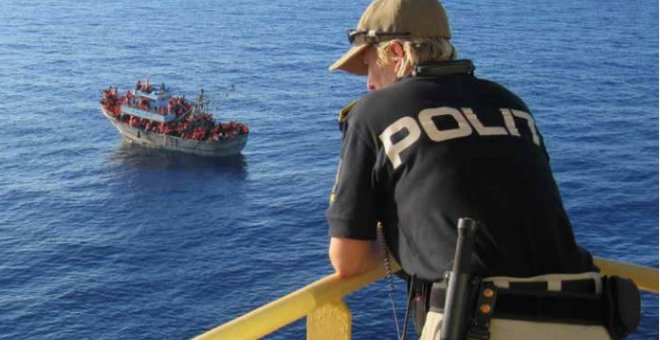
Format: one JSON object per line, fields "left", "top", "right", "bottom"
{"left": 388, "top": 41, "right": 405, "bottom": 62}
{"left": 387, "top": 40, "right": 406, "bottom": 73}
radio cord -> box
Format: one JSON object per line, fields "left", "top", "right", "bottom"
{"left": 377, "top": 222, "right": 404, "bottom": 340}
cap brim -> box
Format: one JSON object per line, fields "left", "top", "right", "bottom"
{"left": 328, "top": 44, "right": 370, "bottom": 75}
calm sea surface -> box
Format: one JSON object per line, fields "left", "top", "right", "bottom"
{"left": 0, "top": 0, "right": 657, "bottom": 339}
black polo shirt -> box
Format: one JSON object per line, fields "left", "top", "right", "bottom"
{"left": 327, "top": 61, "right": 593, "bottom": 282}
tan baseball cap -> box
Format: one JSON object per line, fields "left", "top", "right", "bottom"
{"left": 329, "top": 0, "right": 452, "bottom": 75}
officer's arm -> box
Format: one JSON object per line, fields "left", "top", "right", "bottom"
{"left": 329, "top": 237, "right": 382, "bottom": 278}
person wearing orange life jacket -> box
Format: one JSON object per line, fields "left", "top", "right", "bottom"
{"left": 326, "top": 1, "right": 640, "bottom": 339}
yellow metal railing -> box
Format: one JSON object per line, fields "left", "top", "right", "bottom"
{"left": 194, "top": 257, "right": 657, "bottom": 340}
{"left": 194, "top": 260, "right": 400, "bottom": 340}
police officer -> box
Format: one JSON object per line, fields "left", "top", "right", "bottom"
{"left": 326, "top": 0, "right": 623, "bottom": 338}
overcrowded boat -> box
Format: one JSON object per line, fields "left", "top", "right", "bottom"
{"left": 100, "top": 80, "right": 249, "bottom": 157}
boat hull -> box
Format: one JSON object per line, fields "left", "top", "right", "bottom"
{"left": 101, "top": 107, "right": 248, "bottom": 157}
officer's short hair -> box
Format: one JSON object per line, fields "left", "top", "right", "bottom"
{"left": 376, "top": 37, "right": 456, "bottom": 78}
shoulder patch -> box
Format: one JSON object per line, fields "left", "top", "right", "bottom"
{"left": 338, "top": 99, "right": 358, "bottom": 123}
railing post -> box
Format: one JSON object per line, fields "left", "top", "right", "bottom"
{"left": 307, "top": 299, "right": 351, "bottom": 340}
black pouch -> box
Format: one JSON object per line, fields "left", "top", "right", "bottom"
{"left": 602, "top": 276, "right": 641, "bottom": 339}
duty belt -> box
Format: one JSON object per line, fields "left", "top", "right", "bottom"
{"left": 429, "top": 276, "right": 605, "bottom": 338}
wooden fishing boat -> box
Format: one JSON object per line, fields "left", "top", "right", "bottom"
{"left": 100, "top": 81, "right": 248, "bottom": 157}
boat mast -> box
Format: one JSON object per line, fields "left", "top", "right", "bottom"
{"left": 195, "top": 88, "right": 210, "bottom": 114}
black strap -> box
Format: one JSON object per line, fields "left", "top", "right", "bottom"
{"left": 507, "top": 278, "right": 597, "bottom": 294}
{"left": 412, "top": 60, "right": 475, "bottom": 77}
{"left": 468, "top": 282, "right": 497, "bottom": 340}
{"left": 494, "top": 290, "right": 603, "bottom": 325}
{"left": 429, "top": 281, "right": 447, "bottom": 313}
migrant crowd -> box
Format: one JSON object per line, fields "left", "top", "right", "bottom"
{"left": 101, "top": 85, "right": 249, "bottom": 143}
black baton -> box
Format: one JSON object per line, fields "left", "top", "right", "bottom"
{"left": 440, "top": 217, "right": 478, "bottom": 340}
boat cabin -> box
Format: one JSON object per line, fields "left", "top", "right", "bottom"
{"left": 121, "top": 84, "right": 177, "bottom": 123}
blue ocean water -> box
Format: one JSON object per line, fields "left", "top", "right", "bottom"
{"left": 0, "top": 0, "right": 657, "bottom": 338}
